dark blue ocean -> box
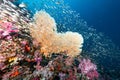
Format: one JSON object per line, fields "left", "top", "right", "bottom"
{"left": 69, "top": 0, "right": 120, "bottom": 48}
{"left": 13, "top": 0, "right": 120, "bottom": 79}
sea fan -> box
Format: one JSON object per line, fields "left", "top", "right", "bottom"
{"left": 30, "top": 10, "right": 84, "bottom": 57}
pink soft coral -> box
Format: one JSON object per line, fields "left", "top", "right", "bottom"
{"left": 0, "top": 22, "right": 19, "bottom": 40}
{"left": 78, "top": 59, "right": 99, "bottom": 80}
{"left": 1, "top": 22, "right": 13, "bottom": 29}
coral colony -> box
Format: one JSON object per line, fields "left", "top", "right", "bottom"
{"left": 0, "top": 0, "right": 99, "bottom": 80}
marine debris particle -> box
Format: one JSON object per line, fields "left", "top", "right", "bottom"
{"left": 30, "top": 10, "right": 84, "bottom": 57}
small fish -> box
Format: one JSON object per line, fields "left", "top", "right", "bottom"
{"left": 8, "top": 57, "right": 17, "bottom": 63}
{"left": 19, "top": 2, "right": 26, "bottom": 8}
{"left": 55, "top": 1, "right": 60, "bottom": 4}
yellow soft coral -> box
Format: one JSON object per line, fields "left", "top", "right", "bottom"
{"left": 30, "top": 10, "right": 84, "bottom": 57}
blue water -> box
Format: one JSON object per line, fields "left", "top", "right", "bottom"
{"left": 13, "top": 0, "right": 120, "bottom": 79}
{"left": 69, "top": 0, "right": 120, "bottom": 47}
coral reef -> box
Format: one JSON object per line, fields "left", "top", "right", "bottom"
{"left": 0, "top": 0, "right": 99, "bottom": 80}
{"left": 30, "top": 11, "right": 84, "bottom": 57}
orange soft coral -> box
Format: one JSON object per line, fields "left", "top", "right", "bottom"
{"left": 30, "top": 10, "right": 84, "bottom": 57}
